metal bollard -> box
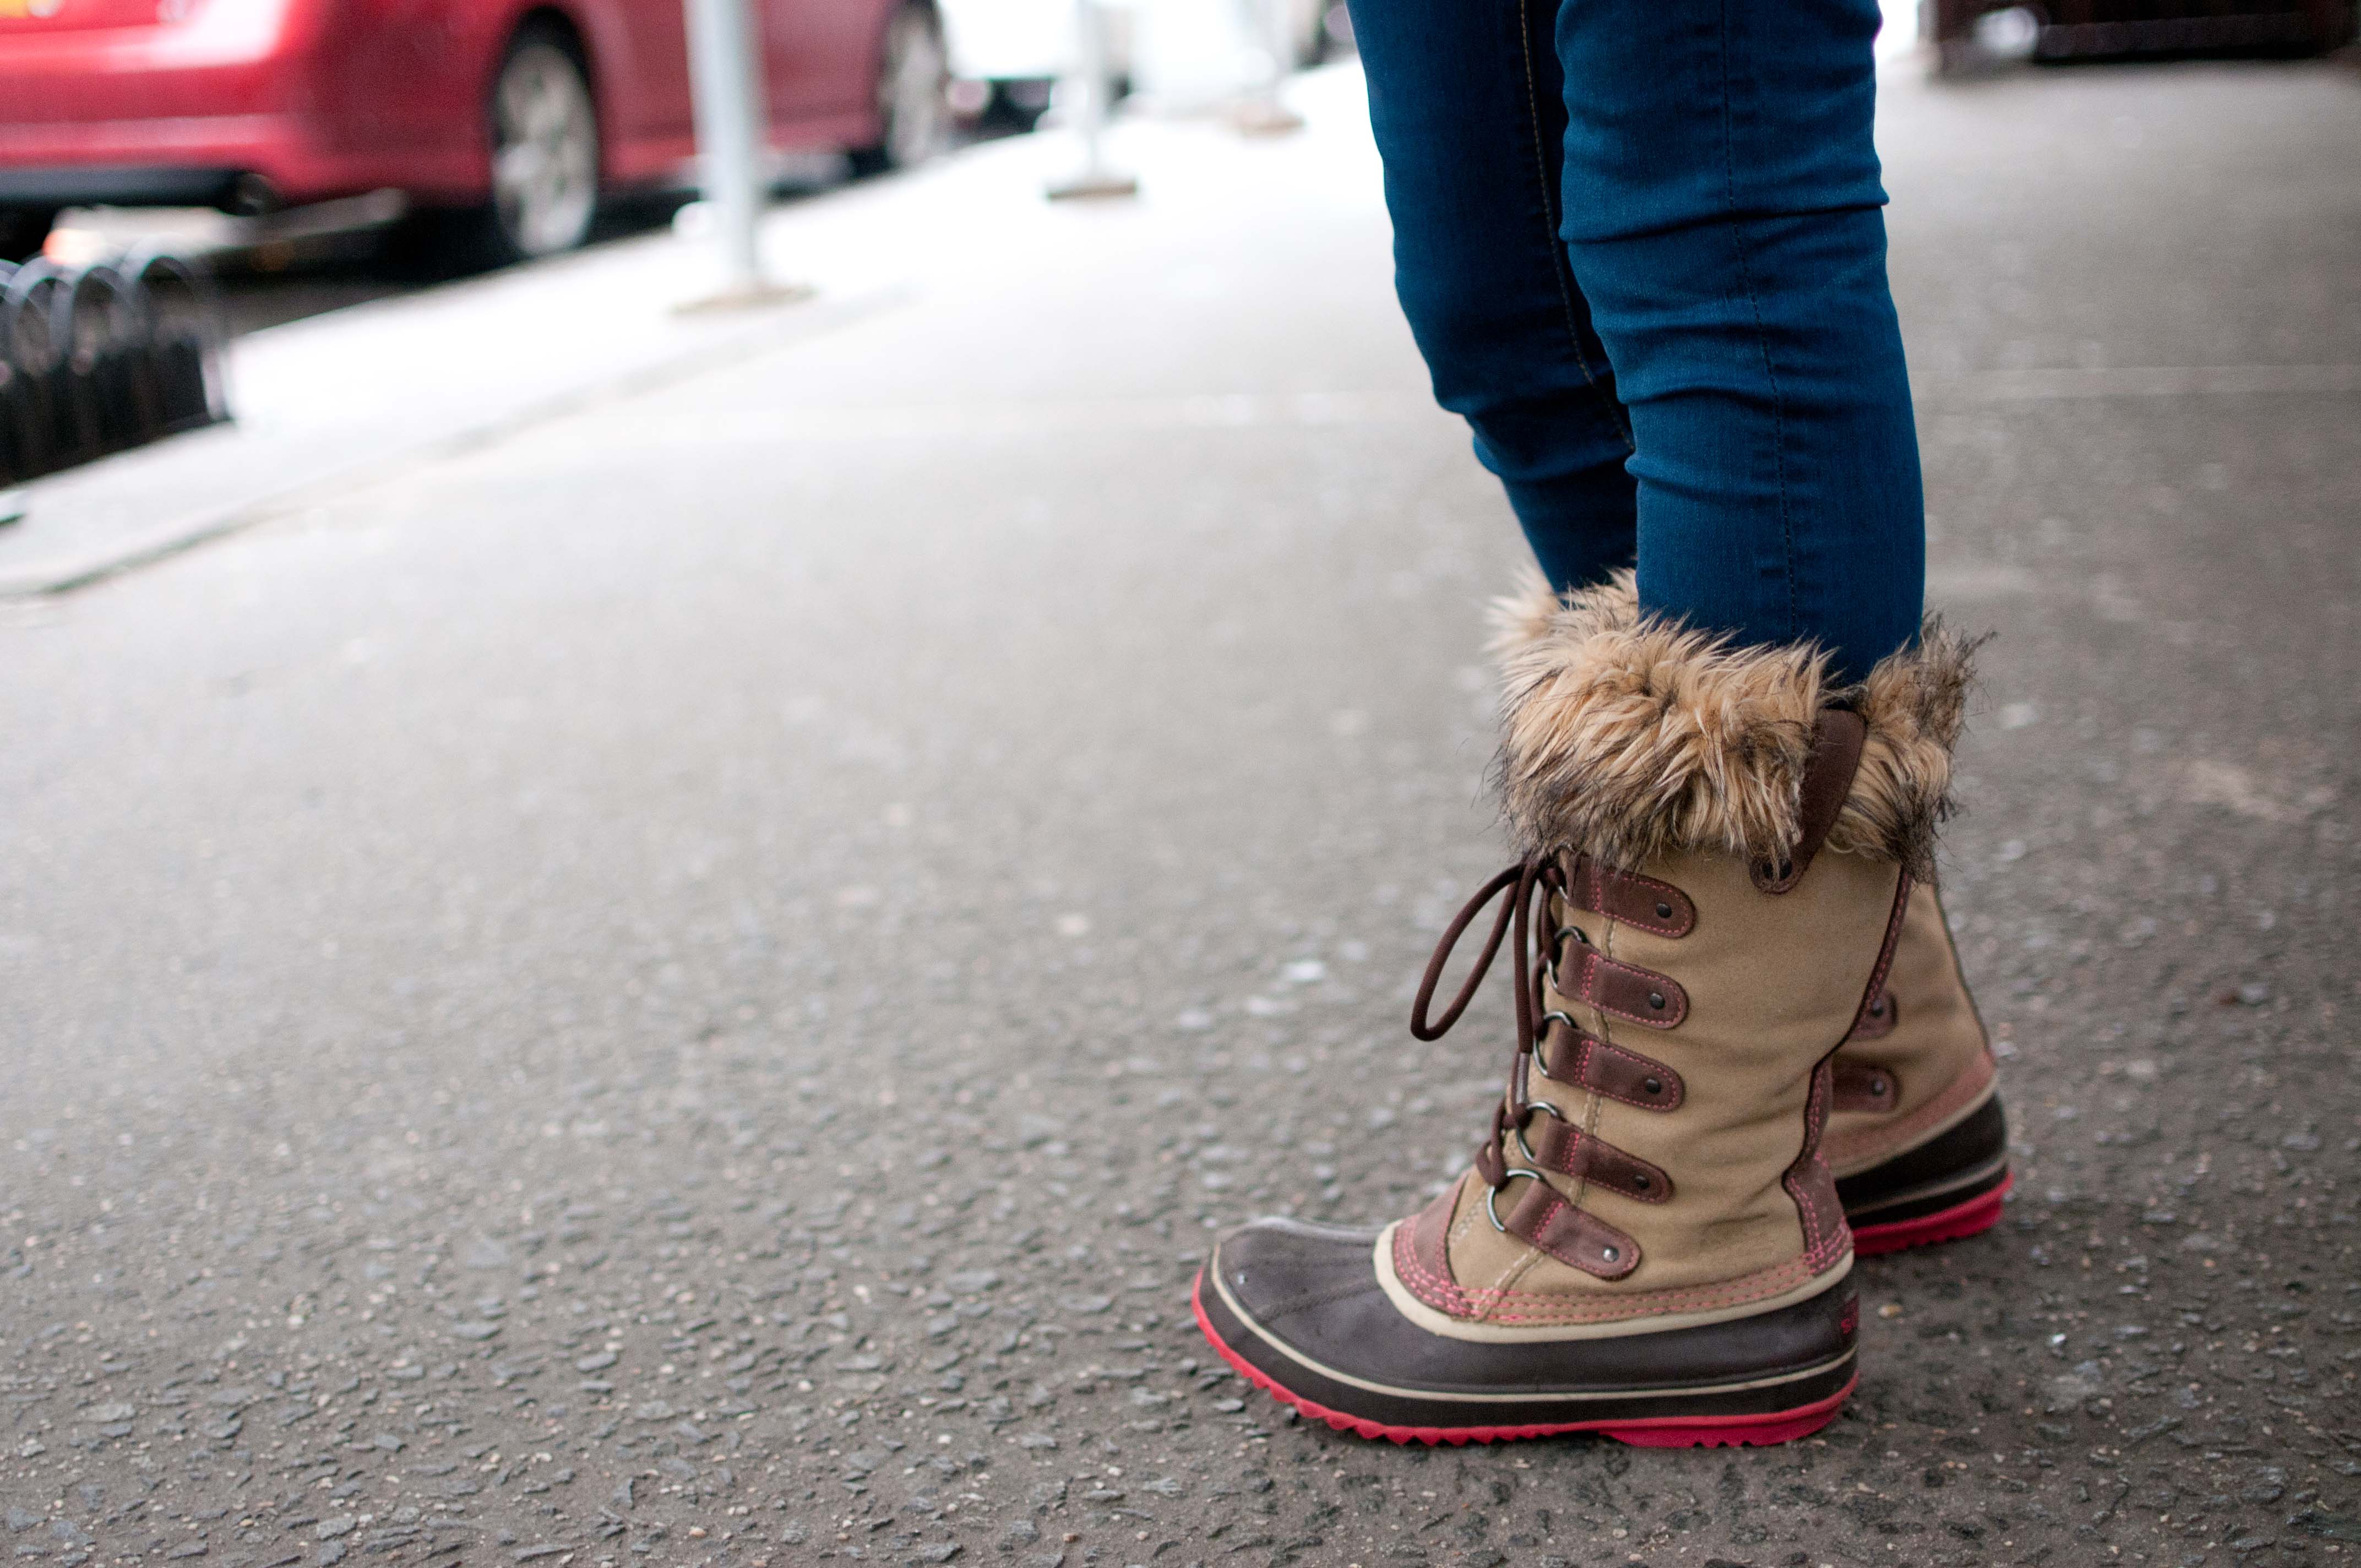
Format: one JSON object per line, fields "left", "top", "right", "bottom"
{"left": 128, "top": 250, "right": 229, "bottom": 436}
{"left": 63, "top": 263, "right": 146, "bottom": 455}
{"left": 1046, "top": 0, "right": 1139, "bottom": 200}
{"left": 0, "top": 249, "right": 227, "bottom": 485}
{"left": 682, "top": 0, "right": 767, "bottom": 300}
{"left": 0, "top": 259, "right": 19, "bottom": 488}
{"left": 3, "top": 261, "right": 80, "bottom": 476}
{"left": 1234, "top": 0, "right": 1307, "bottom": 136}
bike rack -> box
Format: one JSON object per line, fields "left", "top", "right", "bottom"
{"left": 0, "top": 249, "right": 229, "bottom": 487}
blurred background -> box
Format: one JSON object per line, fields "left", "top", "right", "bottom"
{"left": 2, "top": 0, "right": 2346, "bottom": 338}
{"left": 4, "top": 0, "right": 2352, "bottom": 571}
{"left": 1, "top": 0, "right": 1352, "bottom": 335}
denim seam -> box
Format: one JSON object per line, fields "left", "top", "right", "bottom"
{"left": 1715, "top": 0, "right": 1799, "bottom": 640}
{"left": 1516, "top": 0, "right": 1634, "bottom": 454}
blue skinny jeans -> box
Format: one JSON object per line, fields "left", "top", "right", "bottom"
{"left": 1349, "top": 0, "right": 1925, "bottom": 684}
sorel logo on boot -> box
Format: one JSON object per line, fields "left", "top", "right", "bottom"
{"left": 1839, "top": 1296, "right": 1860, "bottom": 1340}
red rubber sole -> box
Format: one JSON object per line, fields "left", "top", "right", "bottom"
{"left": 1191, "top": 1276, "right": 1855, "bottom": 1449}
{"left": 1849, "top": 1172, "right": 2011, "bottom": 1257}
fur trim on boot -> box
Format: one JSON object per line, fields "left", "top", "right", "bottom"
{"left": 1490, "top": 570, "right": 1977, "bottom": 877}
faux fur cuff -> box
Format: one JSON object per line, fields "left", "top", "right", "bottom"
{"left": 1490, "top": 570, "right": 1976, "bottom": 876}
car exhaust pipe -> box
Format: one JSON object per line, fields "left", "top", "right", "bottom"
{"left": 224, "top": 172, "right": 281, "bottom": 217}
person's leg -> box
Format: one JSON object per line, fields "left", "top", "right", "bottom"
{"left": 1198, "top": 0, "right": 1981, "bottom": 1449}
{"left": 1346, "top": 0, "right": 1638, "bottom": 592}
{"left": 1540, "top": 1, "right": 2003, "bottom": 1249}
{"left": 1555, "top": 0, "right": 1924, "bottom": 686}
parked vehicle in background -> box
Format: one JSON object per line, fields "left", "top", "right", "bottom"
{"left": 0, "top": 0, "right": 952, "bottom": 265}
{"left": 1922, "top": 0, "right": 2352, "bottom": 68}
{"left": 936, "top": 0, "right": 1336, "bottom": 131}
{"left": 937, "top": 0, "right": 1086, "bottom": 130}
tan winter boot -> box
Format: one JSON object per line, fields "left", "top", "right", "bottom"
{"left": 1498, "top": 577, "right": 2013, "bottom": 1256}
{"left": 1194, "top": 572, "right": 1975, "bottom": 1446}
{"left": 1827, "top": 879, "right": 2011, "bottom": 1254}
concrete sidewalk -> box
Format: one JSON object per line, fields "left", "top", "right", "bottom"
{"left": 0, "top": 114, "right": 1248, "bottom": 597}
{"left": 3, "top": 56, "right": 2359, "bottom": 1568}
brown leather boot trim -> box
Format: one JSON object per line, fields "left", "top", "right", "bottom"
{"left": 1783, "top": 868, "right": 1914, "bottom": 1270}
{"left": 1845, "top": 989, "right": 1900, "bottom": 1041}
{"left": 1564, "top": 859, "right": 1696, "bottom": 937}
{"left": 1842, "top": 871, "right": 1913, "bottom": 1039}
{"left": 1753, "top": 711, "right": 1868, "bottom": 894}
{"left": 1502, "top": 1178, "right": 1643, "bottom": 1281}
{"left": 1556, "top": 944, "right": 1688, "bottom": 1029}
{"left": 1825, "top": 1047, "right": 1999, "bottom": 1177}
{"left": 1783, "top": 1062, "right": 1851, "bottom": 1275}
{"left": 1521, "top": 1114, "right": 1673, "bottom": 1202}
{"left": 1383, "top": 1224, "right": 1851, "bottom": 1332}
{"left": 1537, "top": 1018, "right": 1684, "bottom": 1110}
{"left": 1403, "top": 1175, "right": 1463, "bottom": 1307}
{"left": 1831, "top": 1060, "right": 1899, "bottom": 1114}
{"left": 1390, "top": 1208, "right": 1476, "bottom": 1318}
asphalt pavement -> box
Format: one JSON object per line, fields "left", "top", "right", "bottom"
{"left": 3, "top": 55, "right": 2358, "bottom": 1568}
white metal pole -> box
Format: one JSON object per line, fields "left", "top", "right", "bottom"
{"left": 1047, "top": 0, "right": 1138, "bottom": 200}
{"left": 1237, "top": 0, "right": 1305, "bottom": 135}
{"left": 1076, "top": 0, "right": 1108, "bottom": 176}
{"left": 683, "top": 0, "right": 768, "bottom": 296}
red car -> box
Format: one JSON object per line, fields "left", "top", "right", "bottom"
{"left": 0, "top": 0, "right": 950, "bottom": 262}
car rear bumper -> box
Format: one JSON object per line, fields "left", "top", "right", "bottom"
{"left": 0, "top": 113, "right": 484, "bottom": 209}
{"left": 0, "top": 161, "right": 246, "bottom": 209}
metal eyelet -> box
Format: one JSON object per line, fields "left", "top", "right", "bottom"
{"left": 1647, "top": 991, "right": 1666, "bottom": 1011}
{"left": 1483, "top": 1168, "right": 1549, "bottom": 1232}
{"left": 1642, "top": 1076, "right": 1663, "bottom": 1096}
{"left": 1654, "top": 901, "right": 1673, "bottom": 920}
{"left": 1531, "top": 1011, "right": 1577, "bottom": 1081}
{"left": 1483, "top": 1168, "right": 1551, "bottom": 1233}
{"left": 1490, "top": 1167, "right": 1628, "bottom": 1266}
{"left": 1510, "top": 1099, "right": 1565, "bottom": 1163}
{"left": 1554, "top": 924, "right": 1589, "bottom": 949}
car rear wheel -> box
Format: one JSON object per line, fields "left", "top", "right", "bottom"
{"left": 851, "top": 4, "right": 949, "bottom": 176}
{"left": 466, "top": 26, "right": 601, "bottom": 265}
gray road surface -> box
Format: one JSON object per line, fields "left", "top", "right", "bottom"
{"left": 4, "top": 57, "right": 2359, "bottom": 1568}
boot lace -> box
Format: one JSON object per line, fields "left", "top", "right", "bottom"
{"left": 1409, "top": 855, "right": 1565, "bottom": 1195}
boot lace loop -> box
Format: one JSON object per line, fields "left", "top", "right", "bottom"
{"left": 1408, "top": 855, "right": 1563, "bottom": 1190}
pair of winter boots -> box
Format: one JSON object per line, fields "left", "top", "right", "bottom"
{"left": 1194, "top": 575, "right": 2009, "bottom": 1447}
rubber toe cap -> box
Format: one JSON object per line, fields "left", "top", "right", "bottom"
{"left": 1212, "top": 1218, "right": 1385, "bottom": 1329}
